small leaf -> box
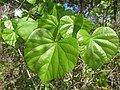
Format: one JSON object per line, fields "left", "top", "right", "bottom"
{"left": 52, "top": 5, "right": 58, "bottom": 18}
{"left": 52, "top": 4, "right": 74, "bottom": 20}
{"left": 17, "top": 17, "right": 38, "bottom": 41}
{"left": 37, "top": 2, "right": 54, "bottom": 15}
{"left": 24, "top": 28, "right": 79, "bottom": 83}
{"left": 59, "top": 16, "right": 75, "bottom": 37}
{"left": 27, "top": 0, "right": 36, "bottom": 4}
{"left": 74, "top": 15, "right": 92, "bottom": 34}
{"left": 2, "top": 28, "right": 19, "bottom": 46}
{"left": 4, "top": 20, "right": 14, "bottom": 30}
{"left": 59, "top": 15, "right": 92, "bottom": 38}
{"left": 78, "top": 27, "right": 119, "bottom": 70}
{"left": 38, "top": 15, "right": 58, "bottom": 34}
{"left": 73, "top": 14, "right": 84, "bottom": 37}
{"left": 81, "top": 18, "right": 93, "bottom": 32}
{"left": 77, "top": 29, "right": 90, "bottom": 45}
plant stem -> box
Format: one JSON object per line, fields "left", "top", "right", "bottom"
{"left": 18, "top": 0, "right": 25, "bottom": 9}
{"left": 18, "top": 48, "right": 37, "bottom": 90}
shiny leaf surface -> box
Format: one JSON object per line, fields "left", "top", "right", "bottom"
{"left": 78, "top": 27, "right": 119, "bottom": 70}
{"left": 24, "top": 28, "right": 79, "bottom": 83}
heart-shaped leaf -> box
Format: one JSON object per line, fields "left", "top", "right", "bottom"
{"left": 24, "top": 28, "right": 79, "bottom": 83}
{"left": 59, "top": 16, "right": 75, "bottom": 37}
{"left": 38, "top": 15, "right": 58, "bottom": 34}
{"left": 2, "top": 28, "right": 19, "bottom": 46}
{"left": 59, "top": 15, "right": 92, "bottom": 38}
{"left": 78, "top": 27, "right": 119, "bottom": 70}
{"left": 17, "top": 17, "right": 38, "bottom": 41}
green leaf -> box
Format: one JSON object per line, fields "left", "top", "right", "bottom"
{"left": 24, "top": 28, "right": 79, "bottom": 83}
{"left": 100, "top": 1, "right": 110, "bottom": 8}
{"left": 73, "top": 14, "right": 84, "bottom": 37}
{"left": 78, "top": 27, "right": 119, "bottom": 70}
{"left": 73, "top": 14, "right": 92, "bottom": 37}
{"left": 77, "top": 29, "right": 90, "bottom": 57}
{"left": 81, "top": 18, "right": 93, "bottom": 32}
{"left": 2, "top": 28, "right": 19, "bottom": 46}
{"left": 59, "top": 15, "right": 92, "bottom": 38}
{"left": 17, "top": 17, "right": 38, "bottom": 41}
{"left": 74, "top": 15, "right": 92, "bottom": 33}
{"left": 31, "top": 2, "right": 54, "bottom": 15}
{"left": 59, "top": 16, "right": 75, "bottom": 37}
{"left": 38, "top": 15, "right": 58, "bottom": 34}
{"left": 52, "top": 4, "right": 74, "bottom": 20}
{"left": 4, "top": 20, "right": 14, "bottom": 30}
{"left": 27, "top": 0, "right": 36, "bottom": 4}
{"left": 77, "top": 29, "right": 90, "bottom": 45}
{"left": 52, "top": 5, "right": 58, "bottom": 18}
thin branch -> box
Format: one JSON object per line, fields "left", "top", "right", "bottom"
{"left": 18, "top": 48, "right": 38, "bottom": 90}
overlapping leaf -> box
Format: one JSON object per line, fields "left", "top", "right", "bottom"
{"left": 38, "top": 15, "right": 58, "bottom": 34}
{"left": 59, "top": 16, "right": 75, "bottom": 37}
{"left": 59, "top": 15, "right": 92, "bottom": 38}
{"left": 24, "top": 28, "right": 79, "bottom": 83}
{"left": 73, "top": 15, "right": 84, "bottom": 37}
{"left": 17, "top": 17, "right": 38, "bottom": 40}
{"left": 78, "top": 27, "right": 119, "bottom": 70}
{"left": 81, "top": 18, "right": 93, "bottom": 32}
{"left": 74, "top": 15, "right": 92, "bottom": 33}
{"left": 52, "top": 4, "right": 74, "bottom": 19}
{"left": 2, "top": 28, "right": 19, "bottom": 46}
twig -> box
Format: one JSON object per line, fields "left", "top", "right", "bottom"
{"left": 26, "top": 69, "right": 38, "bottom": 90}
{"left": 18, "top": 48, "right": 37, "bottom": 90}
{"left": 18, "top": 0, "right": 26, "bottom": 9}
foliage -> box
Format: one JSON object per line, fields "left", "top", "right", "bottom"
{"left": 25, "top": 28, "right": 79, "bottom": 83}
{"left": 78, "top": 27, "right": 118, "bottom": 70}
{"left": 1, "top": 7, "right": 119, "bottom": 84}
{"left": 27, "top": 0, "right": 36, "bottom": 4}
{"left": 0, "top": 0, "right": 120, "bottom": 89}
{"left": 17, "top": 17, "right": 38, "bottom": 40}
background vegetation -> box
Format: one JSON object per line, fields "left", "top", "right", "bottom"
{"left": 0, "top": 0, "right": 120, "bottom": 90}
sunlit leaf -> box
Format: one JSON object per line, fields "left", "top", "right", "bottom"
{"left": 4, "top": 20, "right": 14, "bottom": 30}
{"left": 2, "top": 28, "right": 19, "bottom": 46}
{"left": 73, "top": 14, "right": 84, "bottom": 37}
{"left": 59, "top": 15, "right": 92, "bottom": 38}
{"left": 78, "top": 27, "right": 119, "bottom": 70}
{"left": 38, "top": 15, "right": 58, "bottom": 34}
{"left": 17, "top": 17, "right": 38, "bottom": 41}
{"left": 59, "top": 16, "right": 75, "bottom": 37}
{"left": 81, "top": 18, "right": 93, "bottom": 32}
{"left": 27, "top": 0, "right": 36, "bottom": 4}
{"left": 24, "top": 28, "right": 79, "bottom": 83}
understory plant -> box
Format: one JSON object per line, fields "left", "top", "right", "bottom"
{"left": 0, "top": 2, "right": 119, "bottom": 84}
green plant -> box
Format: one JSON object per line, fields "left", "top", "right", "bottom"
{"left": 27, "top": 0, "right": 36, "bottom": 4}
{"left": 0, "top": 5, "right": 119, "bottom": 84}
